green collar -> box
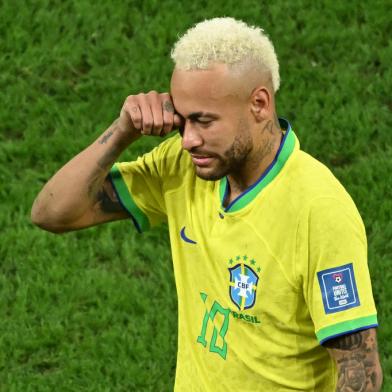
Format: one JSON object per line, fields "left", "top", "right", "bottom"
{"left": 219, "top": 118, "right": 297, "bottom": 212}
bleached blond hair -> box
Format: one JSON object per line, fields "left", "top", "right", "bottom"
{"left": 171, "top": 17, "right": 280, "bottom": 92}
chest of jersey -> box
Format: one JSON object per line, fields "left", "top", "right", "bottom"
{"left": 169, "top": 180, "right": 308, "bottom": 328}
{"left": 165, "top": 181, "right": 332, "bottom": 391}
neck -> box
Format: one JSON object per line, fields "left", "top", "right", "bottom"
{"left": 225, "top": 119, "right": 283, "bottom": 206}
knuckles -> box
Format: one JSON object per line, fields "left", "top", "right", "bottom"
{"left": 143, "top": 121, "right": 152, "bottom": 129}
{"left": 122, "top": 91, "right": 175, "bottom": 136}
{"left": 125, "top": 91, "right": 171, "bottom": 103}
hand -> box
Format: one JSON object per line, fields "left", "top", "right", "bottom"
{"left": 117, "top": 91, "right": 184, "bottom": 137}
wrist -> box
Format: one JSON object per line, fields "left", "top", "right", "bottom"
{"left": 108, "top": 118, "right": 141, "bottom": 147}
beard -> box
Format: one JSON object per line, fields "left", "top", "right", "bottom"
{"left": 193, "top": 119, "right": 254, "bottom": 181}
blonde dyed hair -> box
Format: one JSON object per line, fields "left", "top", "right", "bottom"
{"left": 171, "top": 17, "right": 280, "bottom": 92}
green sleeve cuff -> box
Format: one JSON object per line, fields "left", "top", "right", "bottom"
{"left": 316, "top": 314, "right": 378, "bottom": 344}
{"left": 109, "top": 165, "right": 150, "bottom": 232}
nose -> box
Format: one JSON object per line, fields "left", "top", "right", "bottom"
{"left": 181, "top": 121, "right": 203, "bottom": 151}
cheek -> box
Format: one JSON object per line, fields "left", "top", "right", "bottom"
{"left": 210, "top": 131, "right": 236, "bottom": 154}
{"left": 211, "top": 120, "right": 238, "bottom": 140}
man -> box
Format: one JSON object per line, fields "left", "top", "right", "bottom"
{"left": 31, "top": 17, "right": 382, "bottom": 391}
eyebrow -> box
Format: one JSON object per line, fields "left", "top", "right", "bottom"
{"left": 187, "top": 112, "right": 218, "bottom": 121}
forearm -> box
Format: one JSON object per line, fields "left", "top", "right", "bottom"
{"left": 335, "top": 357, "right": 382, "bottom": 392}
{"left": 334, "top": 356, "right": 383, "bottom": 392}
{"left": 32, "top": 91, "right": 181, "bottom": 232}
{"left": 325, "top": 329, "right": 383, "bottom": 392}
{"left": 31, "top": 119, "right": 139, "bottom": 232}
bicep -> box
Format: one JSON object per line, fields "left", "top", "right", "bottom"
{"left": 324, "top": 328, "right": 383, "bottom": 391}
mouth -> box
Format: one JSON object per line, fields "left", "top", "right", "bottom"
{"left": 190, "top": 153, "right": 215, "bottom": 167}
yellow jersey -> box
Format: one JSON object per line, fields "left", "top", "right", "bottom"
{"left": 110, "top": 119, "right": 378, "bottom": 391}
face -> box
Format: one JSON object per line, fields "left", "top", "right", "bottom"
{"left": 170, "top": 64, "right": 256, "bottom": 181}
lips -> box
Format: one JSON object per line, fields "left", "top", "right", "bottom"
{"left": 190, "top": 153, "right": 215, "bottom": 167}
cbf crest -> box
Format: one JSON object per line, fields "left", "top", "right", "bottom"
{"left": 228, "top": 256, "right": 260, "bottom": 311}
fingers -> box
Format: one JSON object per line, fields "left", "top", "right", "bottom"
{"left": 137, "top": 93, "right": 155, "bottom": 135}
{"left": 161, "top": 93, "right": 175, "bottom": 135}
{"left": 121, "top": 91, "right": 178, "bottom": 137}
{"left": 128, "top": 103, "right": 142, "bottom": 130}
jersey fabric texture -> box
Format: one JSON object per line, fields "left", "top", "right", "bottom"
{"left": 109, "top": 119, "right": 378, "bottom": 391}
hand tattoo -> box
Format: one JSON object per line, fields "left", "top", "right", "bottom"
{"left": 163, "top": 100, "right": 174, "bottom": 113}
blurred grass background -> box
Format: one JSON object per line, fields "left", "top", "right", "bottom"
{"left": 0, "top": 0, "right": 391, "bottom": 390}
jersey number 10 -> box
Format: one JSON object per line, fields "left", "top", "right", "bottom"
{"left": 196, "top": 292, "right": 230, "bottom": 360}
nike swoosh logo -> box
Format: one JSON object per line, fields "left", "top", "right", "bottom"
{"left": 180, "top": 226, "right": 197, "bottom": 244}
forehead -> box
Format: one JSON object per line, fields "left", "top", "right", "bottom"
{"left": 170, "top": 65, "right": 243, "bottom": 115}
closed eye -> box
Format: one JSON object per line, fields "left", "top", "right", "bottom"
{"left": 193, "top": 118, "right": 213, "bottom": 126}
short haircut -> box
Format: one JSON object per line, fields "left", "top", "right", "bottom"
{"left": 171, "top": 17, "right": 280, "bottom": 92}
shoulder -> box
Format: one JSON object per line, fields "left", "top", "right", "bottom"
{"left": 148, "top": 133, "right": 184, "bottom": 163}
{"left": 124, "top": 133, "right": 191, "bottom": 176}
{"left": 289, "top": 150, "right": 347, "bottom": 197}
{"left": 284, "top": 150, "right": 366, "bottom": 237}
{"left": 283, "top": 149, "right": 359, "bottom": 212}
{"left": 266, "top": 149, "right": 366, "bottom": 242}
{"left": 152, "top": 134, "right": 193, "bottom": 179}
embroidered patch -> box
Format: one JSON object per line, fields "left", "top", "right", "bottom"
{"left": 317, "top": 263, "right": 360, "bottom": 314}
{"left": 227, "top": 255, "right": 261, "bottom": 311}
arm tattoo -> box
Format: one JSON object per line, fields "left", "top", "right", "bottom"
{"left": 96, "top": 184, "right": 124, "bottom": 214}
{"left": 97, "top": 189, "right": 124, "bottom": 213}
{"left": 88, "top": 174, "right": 126, "bottom": 217}
{"left": 324, "top": 329, "right": 382, "bottom": 391}
{"left": 98, "top": 129, "right": 114, "bottom": 144}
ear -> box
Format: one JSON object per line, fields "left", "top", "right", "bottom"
{"left": 250, "top": 86, "right": 271, "bottom": 122}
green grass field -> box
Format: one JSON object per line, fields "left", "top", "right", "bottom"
{"left": 1, "top": 0, "right": 391, "bottom": 390}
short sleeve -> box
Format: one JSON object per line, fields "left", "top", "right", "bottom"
{"left": 301, "top": 197, "right": 378, "bottom": 344}
{"left": 109, "top": 135, "right": 182, "bottom": 232}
